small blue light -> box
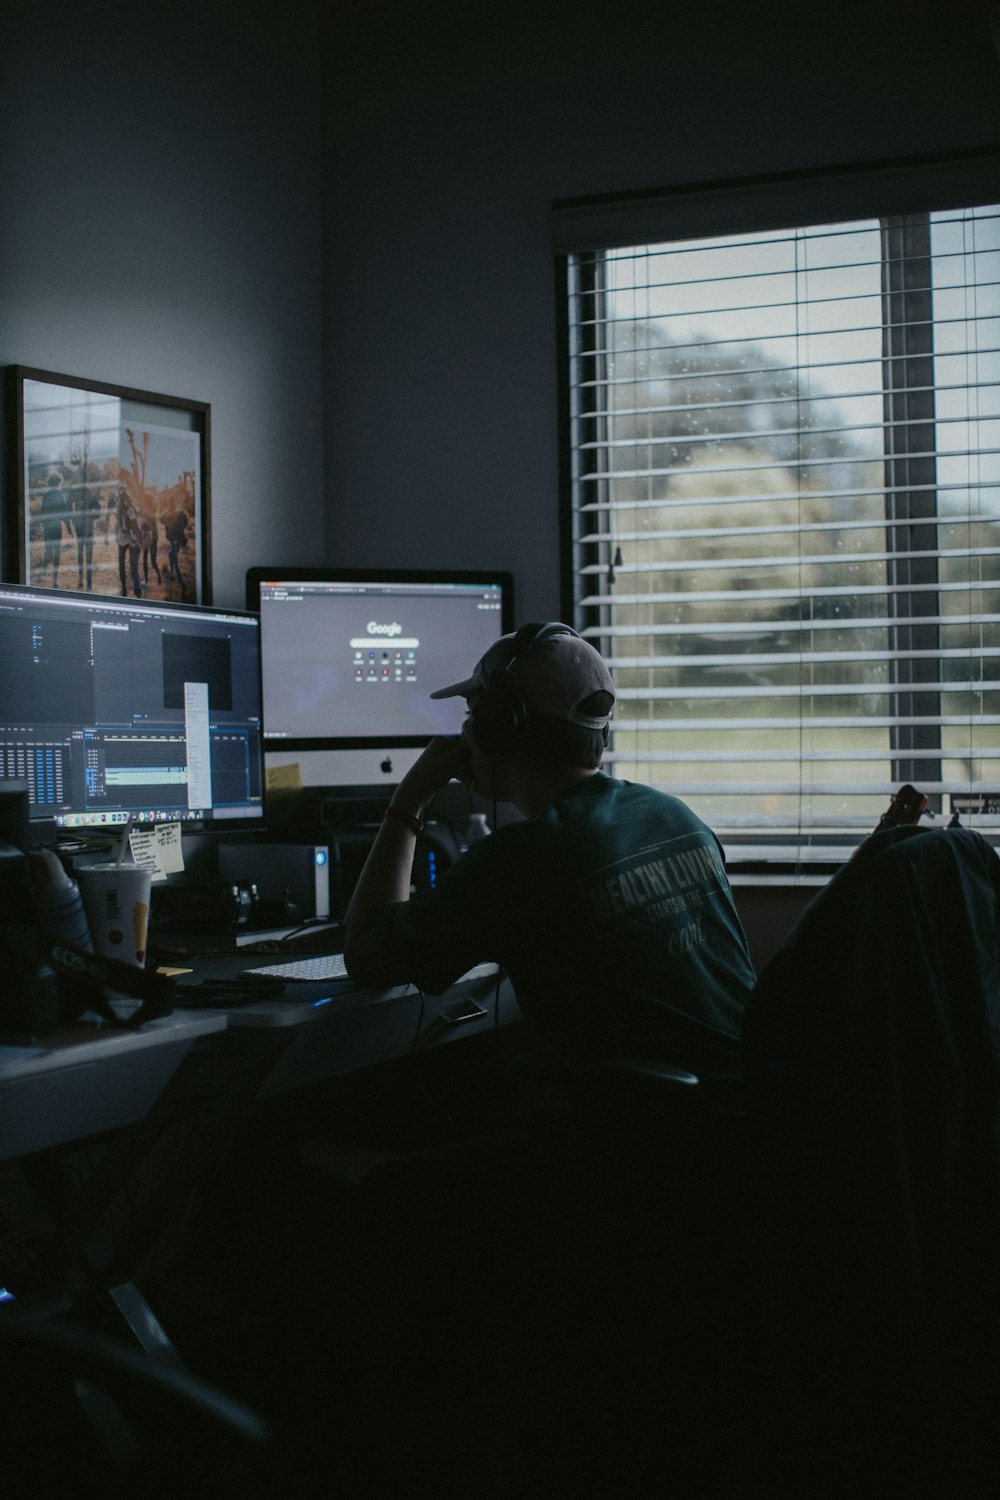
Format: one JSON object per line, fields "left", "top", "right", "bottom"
{"left": 0, "top": 1287, "right": 16, "bottom": 1304}
{"left": 315, "top": 849, "right": 327, "bottom": 866}
{"left": 312, "top": 996, "right": 332, "bottom": 1007}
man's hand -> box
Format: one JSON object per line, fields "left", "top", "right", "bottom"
{"left": 344, "top": 734, "right": 471, "bottom": 985}
{"left": 392, "top": 735, "right": 471, "bottom": 817}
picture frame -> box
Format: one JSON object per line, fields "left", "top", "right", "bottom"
{"left": 5, "top": 366, "right": 211, "bottom": 604}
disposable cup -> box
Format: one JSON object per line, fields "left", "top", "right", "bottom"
{"left": 78, "top": 863, "right": 153, "bottom": 1005}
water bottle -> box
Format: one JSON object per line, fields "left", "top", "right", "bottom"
{"left": 31, "top": 848, "right": 94, "bottom": 951}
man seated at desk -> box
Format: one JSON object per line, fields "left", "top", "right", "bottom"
{"left": 344, "top": 622, "right": 755, "bottom": 1107}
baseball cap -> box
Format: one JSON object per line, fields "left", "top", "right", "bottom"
{"left": 430, "top": 625, "right": 615, "bottom": 730}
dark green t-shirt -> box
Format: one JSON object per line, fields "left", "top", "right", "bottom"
{"left": 371, "top": 773, "right": 755, "bottom": 1083}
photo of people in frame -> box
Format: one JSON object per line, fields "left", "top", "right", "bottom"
{"left": 15, "top": 373, "right": 207, "bottom": 604}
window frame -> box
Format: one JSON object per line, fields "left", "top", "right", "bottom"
{"left": 555, "top": 151, "right": 1000, "bottom": 869}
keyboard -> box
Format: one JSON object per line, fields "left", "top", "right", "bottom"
{"left": 242, "top": 952, "right": 349, "bottom": 982}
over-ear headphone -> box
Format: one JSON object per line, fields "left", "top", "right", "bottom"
{"left": 470, "top": 622, "right": 583, "bottom": 756}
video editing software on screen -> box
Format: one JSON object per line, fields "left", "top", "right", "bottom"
{"left": 0, "top": 586, "right": 264, "bottom": 830}
{"left": 256, "top": 576, "right": 507, "bottom": 747}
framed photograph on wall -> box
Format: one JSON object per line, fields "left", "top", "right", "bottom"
{"left": 4, "top": 366, "right": 211, "bottom": 604}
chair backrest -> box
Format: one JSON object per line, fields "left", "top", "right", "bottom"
{"left": 744, "top": 824, "right": 1000, "bottom": 1138}
{"left": 741, "top": 825, "right": 1000, "bottom": 1457}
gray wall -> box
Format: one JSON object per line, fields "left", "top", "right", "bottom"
{"left": 321, "top": 0, "right": 1000, "bottom": 619}
{"left": 2, "top": 0, "right": 998, "bottom": 621}
{"left": 0, "top": 0, "right": 324, "bottom": 609}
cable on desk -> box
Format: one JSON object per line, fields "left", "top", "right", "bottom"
{"left": 271, "top": 918, "right": 346, "bottom": 945}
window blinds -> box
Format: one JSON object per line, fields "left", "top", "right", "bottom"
{"left": 565, "top": 201, "right": 1000, "bottom": 862}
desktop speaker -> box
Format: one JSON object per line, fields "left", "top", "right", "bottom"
{"left": 217, "top": 841, "right": 331, "bottom": 922}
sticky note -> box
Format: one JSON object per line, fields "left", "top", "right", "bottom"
{"left": 128, "top": 822, "right": 184, "bottom": 881}
{"left": 267, "top": 763, "right": 302, "bottom": 797}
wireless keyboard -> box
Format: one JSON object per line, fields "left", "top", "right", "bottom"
{"left": 242, "top": 952, "right": 349, "bottom": 982}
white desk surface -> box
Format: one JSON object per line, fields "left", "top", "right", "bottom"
{"left": 0, "top": 967, "right": 520, "bottom": 1156}
{"left": 171, "top": 958, "right": 504, "bottom": 1029}
{"left": 0, "top": 1009, "right": 226, "bottom": 1080}
{"left": 0, "top": 1009, "right": 227, "bottom": 1161}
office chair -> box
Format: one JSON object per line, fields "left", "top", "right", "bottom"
{"left": 0, "top": 1310, "right": 271, "bottom": 1497}
{"left": 738, "top": 824, "right": 1000, "bottom": 1491}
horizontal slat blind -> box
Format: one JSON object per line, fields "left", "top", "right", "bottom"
{"left": 566, "top": 203, "right": 1000, "bottom": 860}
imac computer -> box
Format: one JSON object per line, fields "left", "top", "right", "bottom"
{"left": 246, "top": 567, "right": 513, "bottom": 788}
{"left": 0, "top": 583, "right": 265, "bottom": 842}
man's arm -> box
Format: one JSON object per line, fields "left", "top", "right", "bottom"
{"left": 343, "top": 735, "right": 470, "bottom": 986}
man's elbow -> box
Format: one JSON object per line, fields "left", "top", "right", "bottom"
{"left": 343, "top": 931, "right": 402, "bottom": 990}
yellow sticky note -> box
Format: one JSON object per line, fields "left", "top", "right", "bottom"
{"left": 267, "top": 763, "right": 303, "bottom": 797}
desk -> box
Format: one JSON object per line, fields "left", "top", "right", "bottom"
{"left": 0, "top": 1007, "right": 232, "bottom": 1346}
{"left": 170, "top": 956, "right": 520, "bottom": 1100}
{"left": 0, "top": 965, "right": 521, "bottom": 1158}
{"left": 0, "top": 966, "right": 519, "bottom": 1353}
{"left": 0, "top": 1011, "right": 227, "bottom": 1163}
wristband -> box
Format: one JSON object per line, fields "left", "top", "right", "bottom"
{"left": 384, "top": 803, "right": 425, "bottom": 836}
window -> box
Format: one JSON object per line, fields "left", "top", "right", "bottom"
{"left": 560, "top": 168, "right": 1000, "bottom": 866}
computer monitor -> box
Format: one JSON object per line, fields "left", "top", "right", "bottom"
{"left": 245, "top": 568, "right": 513, "bottom": 778}
{"left": 0, "top": 583, "right": 265, "bottom": 839}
